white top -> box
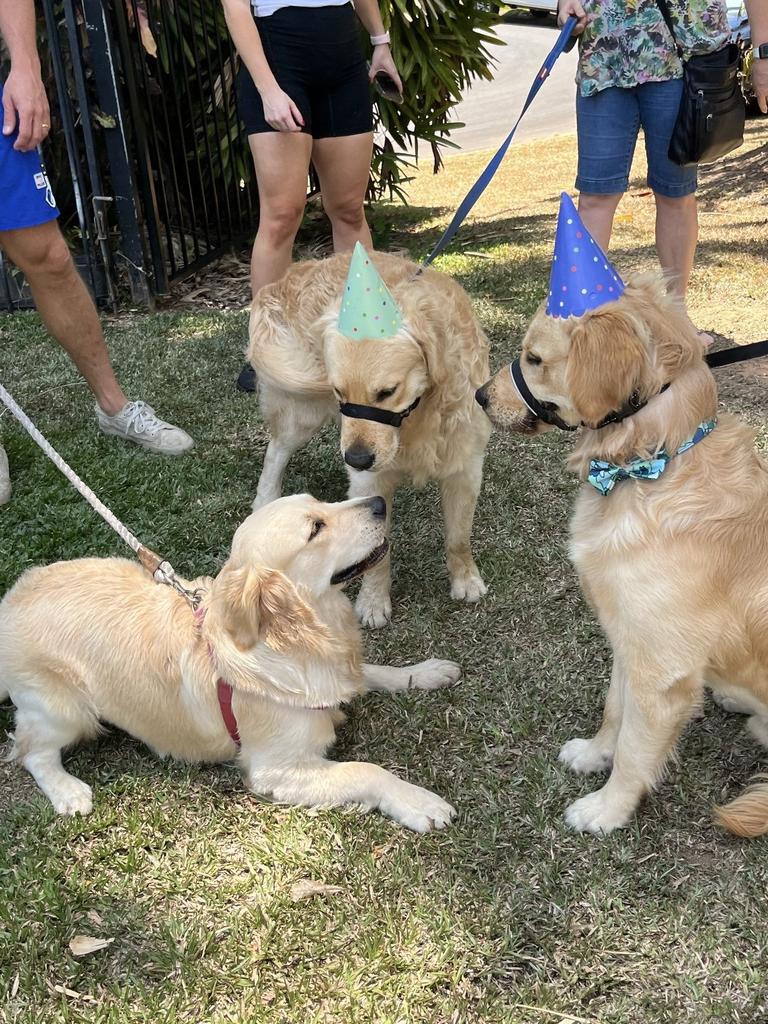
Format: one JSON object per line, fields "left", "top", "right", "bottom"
{"left": 253, "top": 0, "right": 349, "bottom": 18}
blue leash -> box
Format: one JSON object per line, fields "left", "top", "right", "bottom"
{"left": 422, "top": 17, "right": 578, "bottom": 268}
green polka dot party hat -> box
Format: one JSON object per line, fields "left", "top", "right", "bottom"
{"left": 337, "top": 242, "right": 403, "bottom": 340}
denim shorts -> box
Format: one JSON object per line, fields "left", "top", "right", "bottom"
{"left": 575, "top": 79, "right": 698, "bottom": 198}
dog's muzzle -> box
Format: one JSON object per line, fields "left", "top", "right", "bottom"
{"left": 508, "top": 358, "right": 669, "bottom": 432}
{"left": 509, "top": 358, "right": 576, "bottom": 432}
{"left": 339, "top": 396, "right": 421, "bottom": 428}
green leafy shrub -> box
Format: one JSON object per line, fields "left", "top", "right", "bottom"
{"left": 369, "top": 0, "right": 503, "bottom": 199}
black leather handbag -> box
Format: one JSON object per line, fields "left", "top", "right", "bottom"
{"left": 655, "top": 0, "right": 745, "bottom": 167}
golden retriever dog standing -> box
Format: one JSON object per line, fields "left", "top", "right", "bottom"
{"left": 477, "top": 270, "right": 768, "bottom": 839}
{"left": 247, "top": 244, "right": 491, "bottom": 627}
{"left": 0, "top": 495, "right": 459, "bottom": 831}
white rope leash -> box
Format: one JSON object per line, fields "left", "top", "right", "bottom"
{"left": 0, "top": 382, "right": 201, "bottom": 607}
{"left": 0, "top": 382, "right": 142, "bottom": 554}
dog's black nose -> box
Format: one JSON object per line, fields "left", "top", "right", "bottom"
{"left": 344, "top": 445, "right": 376, "bottom": 471}
{"left": 475, "top": 385, "right": 489, "bottom": 410}
{"left": 368, "top": 496, "right": 387, "bottom": 519}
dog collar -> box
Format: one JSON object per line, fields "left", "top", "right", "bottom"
{"left": 509, "top": 358, "right": 575, "bottom": 432}
{"left": 193, "top": 607, "right": 333, "bottom": 741}
{"left": 194, "top": 606, "right": 241, "bottom": 748}
{"left": 587, "top": 418, "right": 717, "bottom": 495}
{"left": 216, "top": 679, "right": 241, "bottom": 746}
{"left": 509, "top": 358, "right": 670, "bottom": 432}
{"left": 339, "top": 395, "right": 421, "bottom": 428}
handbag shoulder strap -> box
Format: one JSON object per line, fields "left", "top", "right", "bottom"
{"left": 654, "top": 0, "right": 684, "bottom": 57}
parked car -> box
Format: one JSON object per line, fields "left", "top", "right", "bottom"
{"left": 507, "top": 0, "right": 558, "bottom": 18}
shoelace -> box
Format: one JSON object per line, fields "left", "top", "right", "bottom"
{"left": 121, "top": 400, "right": 162, "bottom": 438}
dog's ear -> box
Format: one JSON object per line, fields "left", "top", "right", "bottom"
{"left": 566, "top": 307, "right": 649, "bottom": 428}
{"left": 216, "top": 565, "right": 333, "bottom": 656}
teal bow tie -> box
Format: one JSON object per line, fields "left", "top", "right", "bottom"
{"left": 587, "top": 419, "right": 717, "bottom": 496}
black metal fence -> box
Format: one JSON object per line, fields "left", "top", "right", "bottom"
{"left": 0, "top": 0, "right": 259, "bottom": 311}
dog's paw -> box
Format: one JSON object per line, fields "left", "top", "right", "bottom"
{"left": 409, "top": 658, "right": 462, "bottom": 690}
{"left": 355, "top": 590, "right": 392, "bottom": 629}
{"left": 449, "top": 569, "right": 487, "bottom": 604}
{"left": 50, "top": 776, "right": 93, "bottom": 816}
{"left": 564, "top": 789, "right": 630, "bottom": 835}
{"left": 558, "top": 737, "right": 613, "bottom": 775}
{"left": 711, "top": 691, "right": 754, "bottom": 716}
{"left": 382, "top": 782, "right": 456, "bottom": 833}
{"left": 746, "top": 715, "right": 768, "bottom": 748}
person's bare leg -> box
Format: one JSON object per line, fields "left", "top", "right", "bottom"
{"left": 1, "top": 220, "right": 193, "bottom": 454}
{"left": 0, "top": 222, "right": 126, "bottom": 415}
{"left": 654, "top": 192, "right": 698, "bottom": 297}
{"left": 237, "top": 132, "right": 313, "bottom": 392}
{"left": 653, "top": 192, "right": 709, "bottom": 343}
{"left": 248, "top": 131, "right": 313, "bottom": 296}
{"left": 312, "top": 132, "right": 374, "bottom": 252}
{"left": 576, "top": 192, "right": 623, "bottom": 251}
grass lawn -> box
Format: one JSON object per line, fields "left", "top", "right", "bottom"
{"left": 2, "top": 124, "right": 768, "bottom": 1024}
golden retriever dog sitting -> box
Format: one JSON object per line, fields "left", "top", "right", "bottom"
{"left": 0, "top": 495, "right": 459, "bottom": 831}
{"left": 247, "top": 244, "right": 491, "bottom": 628}
{"left": 477, "top": 271, "right": 768, "bottom": 838}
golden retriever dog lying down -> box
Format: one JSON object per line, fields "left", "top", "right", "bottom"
{"left": 477, "top": 272, "right": 768, "bottom": 837}
{"left": 247, "top": 251, "right": 491, "bottom": 628}
{"left": 0, "top": 494, "right": 460, "bottom": 831}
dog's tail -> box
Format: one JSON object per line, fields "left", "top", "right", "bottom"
{"left": 252, "top": 344, "right": 331, "bottom": 399}
{"left": 713, "top": 775, "right": 768, "bottom": 837}
{"left": 248, "top": 303, "right": 332, "bottom": 399}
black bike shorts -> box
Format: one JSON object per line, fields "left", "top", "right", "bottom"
{"left": 236, "top": 3, "right": 374, "bottom": 139}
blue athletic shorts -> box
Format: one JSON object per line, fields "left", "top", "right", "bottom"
{"left": 575, "top": 78, "right": 698, "bottom": 198}
{"left": 0, "top": 84, "right": 60, "bottom": 232}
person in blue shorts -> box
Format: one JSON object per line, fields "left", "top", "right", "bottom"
{"left": 557, "top": 0, "right": 768, "bottom": 339}
{"left": 0, "top": 0, "right": 194, "bottom": 506}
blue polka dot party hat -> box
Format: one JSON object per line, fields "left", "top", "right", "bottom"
{"left": 337, "top": 242, "right": 403, "bottom": 340}
{"left": 546, "top": 192, "right": 625, "bottom": 319}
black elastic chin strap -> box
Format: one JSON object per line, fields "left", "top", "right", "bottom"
{"left": 338, "top": 395, "right": 421, "bottom": 428}
{"left": 508, "top": 337, "right": 768, "bottom": 434}
{"left": 509, "top": 358, "right": 576, "bottom": 432}
{"left": 509, "top": 358, "right": 670, "bottom": 432}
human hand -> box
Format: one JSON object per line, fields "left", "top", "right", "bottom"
{"left": 369, "top": 44, "right": 403, "bottom": 96}
{"left": 2, "top": 66, "right": 50, "bottom": 152}
{"left": 558, "top": 0, "right": 588, "bottom": 35}
{"left": 260, "top": 84, "right": 304, "bottom": 132}
{"left": 752, "top": 58, "right": 768, "bottom": 114}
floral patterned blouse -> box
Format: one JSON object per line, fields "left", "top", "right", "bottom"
{"left": 577, "top": 0, "right": 731, "bottom": 96}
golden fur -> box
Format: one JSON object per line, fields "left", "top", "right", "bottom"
{"left": 0, "top": 495, "right": 461, "bottom": 831}
{"left": 478, "top": 273, "right": 768, "bottom": 836}
{"left": 247, "top": 251, "right": 492, "bottom": 627}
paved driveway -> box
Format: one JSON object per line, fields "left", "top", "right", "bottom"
{"left": 450, "top": 17, "right": 579, "bottom": 153}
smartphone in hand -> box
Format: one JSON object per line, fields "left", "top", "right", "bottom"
{"left": 367, "top": 63, "right": 404, "bottom": 104}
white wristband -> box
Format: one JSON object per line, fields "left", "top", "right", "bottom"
{"left": 371, "top": 32, "right": 390, "bottom": 46}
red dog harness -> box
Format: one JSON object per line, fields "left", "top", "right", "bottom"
{"left": 215, "top": 679, "right": 241, "bottom": 747}
{"left": 194, "top": 607, "right": 241, "bottom": 749}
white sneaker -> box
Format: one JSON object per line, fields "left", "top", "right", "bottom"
{"left": 0, "top": 445, "right": 11, "bottom": 506}
{"left": 95, "top": 401, "right": 194, "bottom": 455}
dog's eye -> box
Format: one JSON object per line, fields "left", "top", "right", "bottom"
{"left": 525, "top": 353, "right": 542, "bottom": 366}
{"left": 308, "top": 520, "right": 325, "bottom": 541}
{"left": 375, "top": 386, "right": 397, "bottom": 402}
{"left": 540, "top": 400, "right": 560, "bottom": 412}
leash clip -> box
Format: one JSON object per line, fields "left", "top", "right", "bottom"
{"left": 153, "top": 559, "right": 205, "bottom": 610}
